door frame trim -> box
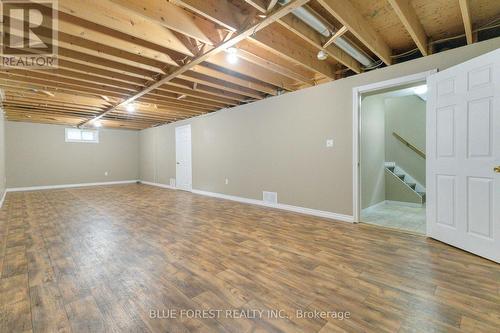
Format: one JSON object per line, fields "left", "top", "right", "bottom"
{"left": 352, "top": 70, "right": 436, "bottom": 224}
{"left": 175, "top": 124, "right": 193, "bottom": 192}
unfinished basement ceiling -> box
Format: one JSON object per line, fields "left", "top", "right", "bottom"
{"left": 1, "top": 0, "right": 499, "bottom": 130}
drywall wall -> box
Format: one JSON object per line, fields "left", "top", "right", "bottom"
{"left": 6, "top": 122, "right": 139, "bottom": 188}
{"left": 140, "top": 37, "right": 500, "bottom": 217}
{"left": 0, "top": 109, "right": 6, "bottom": 203}
{"left": 385, "top": 95, "right": 426, "bottom": 185}
{"left": 360, "top": 95, "right": 386, "bottom": 209}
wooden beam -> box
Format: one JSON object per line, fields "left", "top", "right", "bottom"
{"left": 192, "top": 65, "right": 277, "bottom": 96}
{"left": 207, "top": 53, "right": 298, "bottom": 90}
{"left": 323, "top": 26, "right": 348, "bottom": 48}
{"left": 267, "top": 0, "right": 279, "bottom": 12}
{"left": 176, "top": 0, "right": 337, "bottom": 79}
{"left": 79, "top": 0, "right": 311, "bottom": 127}
{"left": 237, "top": 40, "right": 316, "bottom": 86}
{"left": 55, "top": 0, "right": 193, "bottom": 56}
{"left": 108, "top": 0, "right": 215, "bottom": 45}
{"left": 387, "top": 0, "right": 428, "bottom": 56}
{"left": 174, "top": 0, "right": 246, "bottom": 31}
{"left": 317, "top": 0, "right": 392, "bottom": 65}
{"left": 252, "top": 24, "right": 336, "bottom": 79}
{"left": 243, "top": 1, "right": 362, "bottom": 73}
{"left": 458, "top": 0, "right": 474, "bottom": 44}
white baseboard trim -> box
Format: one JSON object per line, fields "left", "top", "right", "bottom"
{"left": 6, "top": 180, "right": 139, "bottom": 192}
{"left": 140, "top": 180, "right": 176, "bottom": 190}
{"left": 192, "top": 189, "right": 354, "bottom": 223}
{"left": 0, "top": 190, "right": 6, "bottom": 208}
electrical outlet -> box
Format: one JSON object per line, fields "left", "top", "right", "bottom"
{"left": 225, "top": 178, "right": 229, "bottom": 185}
{"left": 326, "top": 139, "right": 334, "bottom": 148}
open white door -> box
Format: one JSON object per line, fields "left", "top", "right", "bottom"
{"left": 427, "top": 49, "right": 500, "bottom": 263}
{"left": 175, "top": 124, "right": 192, "bottom": 191}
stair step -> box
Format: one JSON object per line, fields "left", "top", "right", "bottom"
{"left": 406, "top": 182, "right": 416, "bottom": 190}
{"left": 396, "top": 174, "right": 405, "bottom": 180}
{"left": 387, "top": 166, "right": 395, "bottom": 172}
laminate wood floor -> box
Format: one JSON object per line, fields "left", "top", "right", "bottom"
{"left": 0, "top": 184, "right": 499, "bottom": 333}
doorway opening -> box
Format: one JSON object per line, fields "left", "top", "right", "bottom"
{"left": 353, "top": 71, "right": 435, "bottom": 235}
{"left": 360, "top": 83, "right": 427, "bottom": 233}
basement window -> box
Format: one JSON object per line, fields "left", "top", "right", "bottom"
{"left": 65, "top": 128, "right": 99, "bottom": 143}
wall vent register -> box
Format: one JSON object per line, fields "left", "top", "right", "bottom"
{"left": 263, "top": 191, "right": 278, "bottom": 204}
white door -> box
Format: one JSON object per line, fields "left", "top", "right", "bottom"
{"left": 175, "top": 124, "right": 192, "bottom": 191}
{"left": 427, "top": 48, "right": 500, "bottom": 263}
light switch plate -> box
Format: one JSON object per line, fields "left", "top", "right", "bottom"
{"left": 326, "top": 139, "right": 334, "bottom": 148}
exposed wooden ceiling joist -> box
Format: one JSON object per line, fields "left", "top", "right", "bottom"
{"left": 458, "top": 0, "right": 474, "bottom": 44}
{"left": 388, "top": 0, "right": 429, "bottom": 56}
{"left": 56, "top": 0, "right": 193, "bottom": 56}
{"left": 78, "top": 0, "right": 312, "bottom": 127}
{"left": 243, "top": 0, "right": 362, "bottom": 73}
{"left": 316, "top": 0, "right": 393, "bottom": 65}
{"left": 175, "top": 0, "right": 337, "bottom": 80}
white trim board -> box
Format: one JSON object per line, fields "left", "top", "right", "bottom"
{"left": 140, "top": 181, "right": 176, "bottom": 190}
{"left": 0, "top": 190, "right": 6, "bottom": 208}
{"left": 352, "top": 70, "right": 436, "bottom": 223}
{"left": 6, "top": 180, "right": 139, "bottom": 192}
{"left": 192, "top": 189, "right": 354, "bottom": 223}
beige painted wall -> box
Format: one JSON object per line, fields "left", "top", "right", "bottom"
{"left": 385, "top": 95, "right": 426, "bottom": 185}
{"left": 140, "top": 38, "right": 500, "bottom": 216}
{"left": 6, "top": 122, "right": 139, "bottom": 188}
{"left": 0, "top": 109, "right": 6, "bottom": 201}
{"left": 360, "top": 95, "right": 386, "bottom": 209}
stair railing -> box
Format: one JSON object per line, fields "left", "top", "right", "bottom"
{"left": 392, "top": 132, "right": 426, "bottom": 159}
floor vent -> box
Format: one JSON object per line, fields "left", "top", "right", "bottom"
{"left": 263, "top": 191, "right": 278, "bottom": 205}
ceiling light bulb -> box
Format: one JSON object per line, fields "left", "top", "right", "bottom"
{"left": 317, "top": 50, "right": 328, "bottom": 60}
{"left": 226, "top": 47, "right": 238, "bottom": 64}
{"left": 414, "top": 85, "right": 428, "bottom": 95}
{"left": 126, "top": 104, "right": 135, "bottom": 112}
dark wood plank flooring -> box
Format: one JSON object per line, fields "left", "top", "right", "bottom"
{"left": 0, "top": 184, "right": 499, "bottom": 332}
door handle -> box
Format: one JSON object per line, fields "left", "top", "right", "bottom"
{"left": 177, "top": 162, "right": 180, "bottom": 165}
{"left": 495, "top": 166, "right": 500, "bottom": 173}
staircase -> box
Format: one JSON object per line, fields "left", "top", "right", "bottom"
{"left": 385, "top": 162, "right": 426, "bottom": 204}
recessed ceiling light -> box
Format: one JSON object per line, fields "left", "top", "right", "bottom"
{"left": 226, "top": 47, "right": 238, "bottom": 64}
{"left": 414, "top": 85, "right": 428, "bottom": 95}
{"left": 258, "top": 14, "right": 267, "bottom": 18}
{"left": 317, "top": 50, "right": 328, "bottom": 60}
{"left": 94, "top": 120, "right": 102, "bottom": 128}
{"left": 126, "top": 104, "right": 136, "bottom": 112}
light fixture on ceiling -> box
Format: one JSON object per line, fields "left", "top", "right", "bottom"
{"left": 226, "top": 47, "right": 238, "bottom": 64}
{"left": 93, "top": 120, "right": 102, "bottom": 128}
{"left": 277, "top": 0, "right": 375, "bottom": 67}
{"left": 414, "top": 85, "right": 428, "bottom": 95}
{"left": 126, "top": 103, "right": 136, "bottom": 112}
{"left": 258, "top": 14, "right": 267, "bottom": 18}
{"left": 317, "top": 50, "right": 328, "bottom": 60}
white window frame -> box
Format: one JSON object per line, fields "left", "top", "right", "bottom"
{"left": 65, "top": 128, "right": 99, "bottom": 143}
